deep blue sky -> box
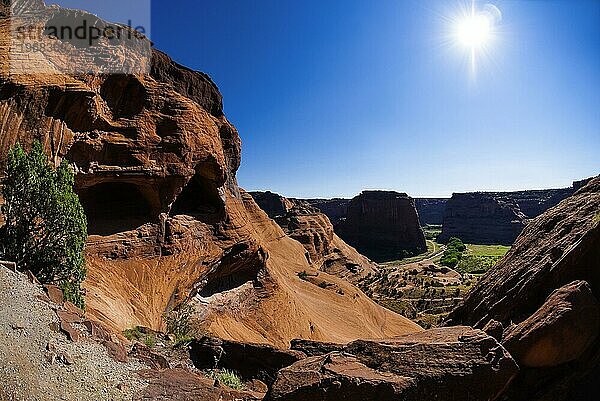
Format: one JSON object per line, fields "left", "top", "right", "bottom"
{"left": 55, "top": 0, "right": 600, "bottom": 197}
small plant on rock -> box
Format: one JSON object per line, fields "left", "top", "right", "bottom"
{"left": 164, "top": 302, "right": 200, "bottom": 347}
{"left": 209, "top": 369, "right": 244, "bottom": 390}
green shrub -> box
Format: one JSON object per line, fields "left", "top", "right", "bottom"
{"left": 0, "top": 141, "right": 87, "bottom": 308}
{"left": 440, "top": 237, "right": 466, "bottom": 268}
{"left": 123, "top": 327, "right": 144, "bottom": 341}
{"left": 447, "top": 237, "right": 466, "bottom": 251}
{"left": 144, "top": 334, "right": 156, "bottom": 348}
{"left": 209, "top": 369, "right": 244, "bottom": 390}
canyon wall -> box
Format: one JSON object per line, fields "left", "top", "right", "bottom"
{"left": 414, "top": 198, "right": 448, "bottom": 226}
{"left": 0, "top": 0, "right": 420, "bottom": 347}
{"left": 438, "top": 193, "right": 527, "bottom": 245}
{"left": 438, "top": 185, "right": 580, "bottom": 245}
{"left": 447, "top": 176, "right": 600, "bottom": 400}
{"left": 304, "top": 198, "right": 350, "bottom": 225}
{"left": 250, "top": 192, "right": 375, "bottom": 283}
{"left": 335, "top": 191, "right": 427, "bottom": 262}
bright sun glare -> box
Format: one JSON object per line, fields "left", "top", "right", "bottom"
{"left": 449, "top": 2, "right": 502, "bottom": 76}
{"left": 456, "top": 14, "right": 491, "bottom": 48}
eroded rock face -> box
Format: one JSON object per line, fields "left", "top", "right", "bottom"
{"left": 438, "top": 186, "right": 578, "bottom": 245}
{"left": 250, "top": 191, "right": 376, "bottom": 283}
{"left": 335, "top": 191, "right": 427, "bottom": 262}
{"left": 438, "top": 193, "right": 527, "bottom": 245}
{"left": 447, "top": 176, "right": 600, "bottom": 400}
{"left": 266, "top": 326, "right": 518, "bottom": 401}
{"left": 0, "top": 0, "right": 420, "bottom": 348}
{"left": 503, "top": 280, "right": 599, "bottom": 368}
{"left": 304, "top": 198, "right": 350, "bottom": 226}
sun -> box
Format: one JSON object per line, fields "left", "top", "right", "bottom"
{"left": 446, "top": 2, "right": 502, "bottom": 76}
{"left": 456, "top": 14, "right": 491, "bottom": 48}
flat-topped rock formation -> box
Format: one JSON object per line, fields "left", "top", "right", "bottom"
{"left": 306, "top": 186, "right": 578, "bottom": 235}
{"left": 438, "top": 184, "right": 582, "bottom": 245}
{"left": 0, "top": 0, "right": 420, "bottom": 347}
{"left": 438, "top": 192, "right": 528, "bottom": 245}
{"left": 250, "top": 191, "right": 375, "bottom": 283}
{"left": 447, "top": 176, "right": 600, "bottom": 400}
{"left": 335, "top": 191, "right": 427, "bottom": 262}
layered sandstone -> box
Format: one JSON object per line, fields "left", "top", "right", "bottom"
{"left": 250, "top": 191, "right": 375, "bottom": 283}
{"left": 335, "top": 191, "right": 427, "bottom": 262}
{"left": 447, "top": 176, "right": 600, "bottom": 400}
{"left": 304, "top": 198, "right": 350, "bottom": 225}
{"left": 0, "top": 0, "right": 420, "bottom": 347}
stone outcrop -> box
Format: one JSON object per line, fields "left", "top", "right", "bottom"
{"left": 335, "top": 191, "right": 427, "bottom": 262}
{"left": 190, "top": 337, "right": 305, "bottom": 385}
{"left": 250, "top": 191, "right": 376, "bottom": 282}
{"left": 265, "top": 326, "right": 518, "bottom": 401}
{"left": 447, "top": 176, "right": 600, "bottom": 400}
{"left": 414, "top": 198, "right": 448, "bottom": 226}
{"left": 137, "top": 368, "right": 263, "bottom": 401}
{"left": 0, "top": 0, "right": 421, "bottom": 348}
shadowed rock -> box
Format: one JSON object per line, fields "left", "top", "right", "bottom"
{"left": 447, "top": 176, "right": 600, "bottom": 400}
{"left": 250, "top": 191, "right": 376, "bottom": 283}
{"left": 503, "top": 280, "right": 599, "bottom": 368}
{"left": 335, "top": 191, "right": 427, "bottom": 262}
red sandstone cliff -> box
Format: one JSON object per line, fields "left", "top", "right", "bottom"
{"left": 250, "top": 191, "right": 376, "bottom": 283}
{"left": 0, "top": 1, "right": 420, "bottom": 347}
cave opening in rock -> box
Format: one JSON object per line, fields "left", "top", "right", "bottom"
{"left": 78, "top": 182, "right": 157, "bottom": 236}
{"left": 170, "top": 173, "right": 225, "bottom": 223}
{"left": 196, "top": 244, "right": 264, "bottom": 298}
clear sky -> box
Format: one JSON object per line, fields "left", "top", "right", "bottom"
{"left": 57, "top": 0, "right": 600, "bottom": 198}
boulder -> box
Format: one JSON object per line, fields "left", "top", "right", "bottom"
{"left": 503, "top": 280, "right": 600, "bottom": 368}
{"left": 190, "top": 337, "right": 305, "bottom": 385}
{"left": 266, "top": 326, "right": 518, "bottom": 401}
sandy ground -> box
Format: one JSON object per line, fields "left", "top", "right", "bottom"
{"left": 0, "top": 266, "right": 147, "bottom": 401}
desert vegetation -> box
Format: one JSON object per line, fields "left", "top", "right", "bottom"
{"left": 0, "top": 142, "right": 87, "bottom": 308}
{"left": 360, "top": 239, "right": 509, "bottom": 328}
{"left": 440, "top": 237, "right": 466, "bottom": 268}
